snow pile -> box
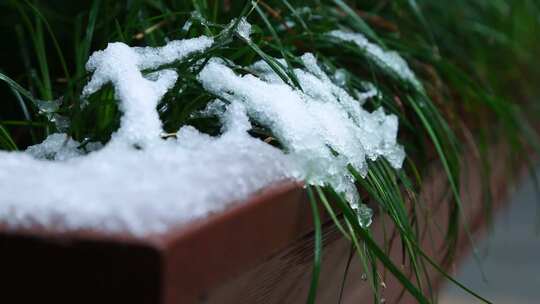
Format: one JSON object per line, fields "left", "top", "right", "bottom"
{"left": 82, "top": 36, "right": 213, "bottom": 145}
{"left": 0, "top": 36, "right": 298, "bottom": 236}
{"left": 0, "top": 106, "right": 295, "bottom": 235}
{"left": 328, "top": 30, "right": 423, "bottom": 91}
{"left": 198, "top": 53, "right": 405, "bottom": 214}
{"left": 25, "top": 133, "right": 84, "bottom": 161}
{"left": 0, "top": 31, "right": 408, "bottom": 235}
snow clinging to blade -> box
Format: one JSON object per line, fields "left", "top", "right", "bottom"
{"left": 328, "top": 30, "right": 423, "bottom": 91}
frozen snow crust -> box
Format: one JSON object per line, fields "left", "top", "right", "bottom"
{"left": 0, "top": 29, "right": 409, "bottom": 236}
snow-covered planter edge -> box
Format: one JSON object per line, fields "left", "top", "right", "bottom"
{"left": 0, "top": 140, "right": 525, "bottom": 304}
{"left": 0, "top": 26, "right": 409, "bottom": 237}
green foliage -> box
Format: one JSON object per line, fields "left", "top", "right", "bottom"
{"left": 0, "top": 0, "right": 538, "bottom": 303}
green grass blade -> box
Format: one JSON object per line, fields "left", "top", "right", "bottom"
{"left": 403, "top": 0, "right": 438, "bottom": 50}
{"left": 333, "top": 0, "right": 385, "bottom": 48}
{"left": 407, "top": 95, "right": 486, "bottom": 275}
{"left": 315, "top": 186, "right": 349, "bottom": 239}
{"left": 306, "top": 186, "right": 322, "bottom": 304}
{"left": 0, "top": 72, "right": 36, "bottom": 103}
{"left": 253, "top": 4, "right": 302, "bottom": 89}
{"left": 345, "top": 217, "right": 380, "bottom": 301}
{"left": 417, "top": 246, "right": 492, "bottom": 303}
{"left": 0, "top": 124, "right": 18, "bottom": 150}
{"left": 330, "top": 189, "right": 430, "bottom": 304}
{"left": 338, "top": 244, "right": 354, "bottom": 303}
{"left": 25, "top": 1, "right": 71, "bottom": 81}
{"left": 279, "top": 0, "right": 309, "bottom": 32}
{"left": 76, "top": 0, "right": 101, "bottom": 78}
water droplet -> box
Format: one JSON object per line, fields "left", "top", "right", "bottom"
{"left": 51, "top": 114, "right": 70, "bottom": 132}
{"left": 333, "top": 69, "right": 347, "bottom": 87}
{"left": 357, "top": 203, "right": 373, "bottom": 228}
{"left": 181, "top": 20, "right": 192, "bottom": 33}
{"left": 35, "top": 97, "right": 62, "bottom": 114}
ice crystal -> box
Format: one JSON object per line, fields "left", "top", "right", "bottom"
{"left": 236, "top": 17, "right": 252, "bottom": 41}
{"left": 35, "top": 98, "right": 61, "bottom": 114}
{"left": 355, "top": 203, "right": 374, "bottom": 228}
{"left": 26, "top": 133, "right": 83, "bottom": 161}
{"left": 181, "top": 20, "right": 192, "bottom": 33}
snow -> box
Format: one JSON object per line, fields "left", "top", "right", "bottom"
{"left": 0, "top": 33, "right": 408, "bottom": 236}
{"left": 25, "top": 133, "right": 83, "bottom": 161}
{"left": 0, "top": 121, "right": 295, "bottom": 235}
{"left": 328, "top": 30, "right": 423, "bottom": 91}
{"left": 82, "top": 36, "right": 213, "bottom": 146}
{"left": 198, "top": 53, "right": 405, "bottom": 213}
{"left": 355, "top": 82, "right": 381, "bottom": 102}
{"left": 0, "top": 36, "right": 297, "bottom": 236}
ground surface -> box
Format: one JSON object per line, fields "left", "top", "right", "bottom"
{"left": 439, "top": 165, "right": 540, "bottom": 304}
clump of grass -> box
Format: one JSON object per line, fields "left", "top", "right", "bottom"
{"left": 0, "top": 1, "right": 538, "bottom": 303}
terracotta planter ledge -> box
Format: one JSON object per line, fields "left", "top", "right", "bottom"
{"left": 0, "top": 141, "right": 524, "bottom": 304}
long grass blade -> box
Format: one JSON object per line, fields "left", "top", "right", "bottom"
{"left": 306, "top": 186, "right": 322, "bottom": 304}
{"left": 0, "top": 124, "right": 18, "bottom": 150}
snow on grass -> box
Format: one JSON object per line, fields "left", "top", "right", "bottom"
{"left": 25, "top": 133, "right": 84, "bottom": 161}
{"left": 0, "top": 106, "right": 296, "bottom": 235}
{"left": 328, "top": 30, "right": 423, "bottom": 91}
{"left": 198, "top": 53, "right": 405, "bottom": 217}
{"left": 0, "top": 33, "right": 406, "bottom": 235}
{"left": 0, "top": 36, "right": 299, "bottom": 236}
{"left": 82, "top": 36, "right": 213, "bottom": 146}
